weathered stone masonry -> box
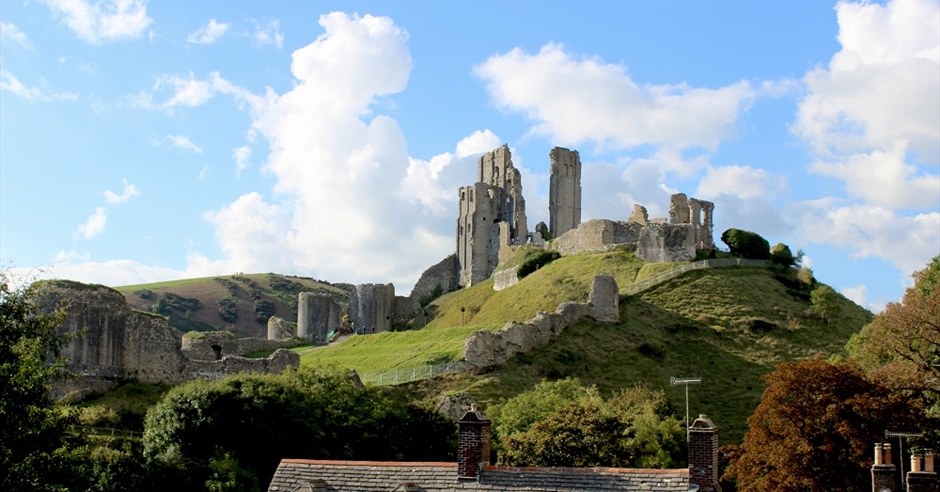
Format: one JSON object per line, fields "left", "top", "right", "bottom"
{"left": 549, "top": 146, "right": 582, "bottom": 238}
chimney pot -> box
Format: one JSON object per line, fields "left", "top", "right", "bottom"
{"left": 924, "top": 450, "right": 934, "bottom": 472}
{"left": 885, "top": 443, "right": 893, "bottom": 465}
{"left": 875, "top": 443, "right": 884, "bottom": 465}
{"left": 911, "top": 454, "right": 923, "bottom": 473}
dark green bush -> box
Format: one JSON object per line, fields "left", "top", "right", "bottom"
{"left": 518, "top": 250, "right": 561, "bottom": 279}
{"left": 720, "top": 228, "right": 770, "bottom": 260}
{"left": 217, "top": 298, "right": 238, "bottom": 323}
{"left": 253, "top": 300, "right": 275, "bottom": 323}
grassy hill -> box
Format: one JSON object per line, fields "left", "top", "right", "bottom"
{"left": 114, "top": 273, "right": 352, "bottom": 338}
{"left": 301, "top": 250, "right": 871, "bottom": 444}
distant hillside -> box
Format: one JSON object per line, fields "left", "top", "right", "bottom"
{"left": 114, "top": 274, "right": 352, "bottom": 338}
{"left": 302, "top": 250, "right": 872, "bottom": 444}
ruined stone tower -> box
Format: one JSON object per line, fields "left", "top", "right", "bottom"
{"left": 349, "top": 283, "right": 394, "bottom": 334}
{"left": 549, "top": 147, "right": 582, "bottom": 238}
{"left": 457, "top": 145, "right": 528, "bottom": 287}
{"left": 297, "top": 293, "right": 341, "bottom": 344}
{"left": 669, "top": 192, "right": 715, "bottom": 249}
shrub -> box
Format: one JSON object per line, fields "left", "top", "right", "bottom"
{"left": 770, "top": 243, "right": 795, "bottom": 268}
{"left": 217, "top": 298, "right": 238, "bottom": 323}
{"left": 253, "top": 300, "right": 275, "bottom": 323}
{"left": 419, "top": 284, "right": 444, "bottom": 308}
{"left": 720, "top": 229, "right": 770, "bottom": 260}
{"left": 518, "top": 250, "right": 561, "bottom": 279}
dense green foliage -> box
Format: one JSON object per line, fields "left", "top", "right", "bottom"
{"left": 143, "top": 368, "right": 456, "bottom": 490}
{"left": 769, "top": 243, "right": 798, "bottom": 268}
{"left": 217, "top": 298, "right": 238, "bottom": 323}
{"left": 725, "top": 359, "right": 923, "bottom": 491}
{"left": 810, "top": 284, "right": 841, "bottom": 324}
{"left": 0, "top": 273, "right": 71, "bottom": 491}
{"left": 517, "top": 250, "right": 560, "bottom": 279}
{"left": 720, "top": 228, "right": 770, "bottom": 260}
{"left": 848, "top": 255, "right": 940, "bottom": 446}
{"left": 491, "top": 379, "right": 683, "bottom": 468}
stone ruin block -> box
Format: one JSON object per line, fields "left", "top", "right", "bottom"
{"left": 636, "top": 223, "right": 697, "bottom": 263}
{"left": 588, "top": 274, "right": 620, "bottom": 323}
{"left": 298, "top": 293, "right": 341, "bottom": 344}
{"left": 669, "top": 193, "right": 690, "bottom": 224}
{"left": 267, "top": 316, "right": 296, "bottom": 341}
{"left": 628, "top": 204, "right": 649, "bottom": 225}
{"left": 349, "top": 283, "right": 395, "bottom": 334}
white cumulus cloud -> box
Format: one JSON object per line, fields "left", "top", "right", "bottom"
{"left": 794, "top": 0, "right": 939, "bottom": 209}
{"left": 103, "top": 179, "right": 139, "bottom": 204}
{"left": 233, "top": 145, "right": 251, "bottom": 177}
{"left": 166, "top": 134, "right": 203, "bottom": 153}
{"left": 1, "top": 21, "right": 32, "bottom": 49}
{"left": 75, "top": 207, "right": 107, "bottom": 239}
{"left": 187, "top": 18, "right": 229, "bottom": 45}
{"left": 194, "top": 12, "right": 474, "bottom": 292}
{"left": 1, "top": 70, "right": 78, "bottom": 101}
{"left": 40, "top": 0, "right": 152, "bottom": 43}
{"left": 253, "top": 19, "right": 283, "bottom": 48}
{"left": 474, "top": 43, "right": 756, "bottom": 151}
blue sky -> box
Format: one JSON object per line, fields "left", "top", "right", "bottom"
{"left": 1, "top": 0, "right": 937, "bottom": 311}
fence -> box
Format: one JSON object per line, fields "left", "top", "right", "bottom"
{"left": 622, "top": 258, "right": 770, "bottom": 296}
{"left": 360, "top": 361, "right": 467, "bottom": 386}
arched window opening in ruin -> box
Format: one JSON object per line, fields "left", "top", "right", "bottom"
{"left": 211, "top": 344, "right": 222, "bottom": 360}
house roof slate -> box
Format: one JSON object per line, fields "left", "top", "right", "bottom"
{"left": 268, "top": 459, "right": 691, "bottom": 492}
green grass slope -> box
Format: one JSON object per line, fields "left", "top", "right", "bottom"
{"left": 114, "top": 273, "right": 351, "bottom": 338}
{"left": 300, "top": 251, "right": 871, "bottom": 445}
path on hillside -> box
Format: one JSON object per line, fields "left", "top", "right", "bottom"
{"left": 297, "top": 334, "right": 352, "bottom": 355}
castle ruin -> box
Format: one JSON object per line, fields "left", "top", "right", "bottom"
{"left": 456, "top": 145, "right": 528, "bottom": 287}
{"left": 549, "top": 147, "right": 582, "bottom": 238}
{"left": 349, "top": 283, "right": 395, "bottom": 334}
{"left": 297, "top": 292, "right": 341, "bottom": 344}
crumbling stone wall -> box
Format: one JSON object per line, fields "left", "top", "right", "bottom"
{"left": 267, "top": 316, "right": 296, "bottom": 341}
{"left": 492, "top": 267, "right": 520, "bottom": 291}
{"left": 463, "top": 302, "right": 588, "bottom": 372}
{"left": 549, "top": 219, "right": 642, "bottom": 256}
{"left": 628, "top": 204, "right": 649, "bottom": 225}
{"left": 636, "top": 222, "right": 697, "bottom": 263}
{"left": 184, "top": 349, "right": 300, "bottom": 380}
{"left": 410, "top": 254, "right": 459, "bottom": 302}
{"left": 349, "top": 283, "right": 394, "bottom": 334}
{"left": 549, "top": 147, "right": 582, "bottom": 238}
{"left": 182, "top": 332, "right": 301, "bottom": 360}
{"left": 463, "top": 275, "right": 619, "bottom": 371}
{"left": 40, "top": 281, "right": 299, "bottom": 400}
{"left": 297, "top": 292, "right": 341, "bottom": 344}
{"left": 393, "top": 295, "right": 419, "bottom": 324}
{"left": 587, "top": 275, "right": 619, "bottom": 323}
{"left": 668, "top": 193, "right": 715, "bottom": 249}
{"left": 669, "top": 193, "right": 690, "bottom": 224}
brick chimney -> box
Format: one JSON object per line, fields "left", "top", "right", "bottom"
{"left": 872, "top": 443, "right": 897, "bottom": 492}
{"left": 906, "top": 450, "right": 938, "bottom": 492}
{"left": 457, "top": 404, "right": 491, "bottom": 482}
{"left": 688, "top": 414, "right": 721, "bottom": 492}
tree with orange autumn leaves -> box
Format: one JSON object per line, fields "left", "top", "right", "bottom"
{"left": 725, "top": 256, "right": 939, "bottom": 491}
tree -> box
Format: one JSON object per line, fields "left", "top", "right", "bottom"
{"left": 769, "top": 243, "right": 800, "bottom": 268}
{"left": 850, "top": 255, "right": 940, "bottom": 445}
{"left": 810, "top": 284, "right": 840, "bottom": 324}
{"left": 0, "top": 273, "right": 72, "bottom": 492}
{"left": 143, "top": 368, "right": 456, "bottom": 490}
{"left": 720, "top": 228, "right": 770, "bottom": 260}
{"left": 496, "top": 383, "right": 683, "bottom": 468}
{"left": 724, "top": 359, "right": 921, "bottom": 491}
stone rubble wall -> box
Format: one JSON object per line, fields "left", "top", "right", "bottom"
{"left": 267, "top": 316, "right": 296, "bottom": 341}
{"left": 463, "top": 275, "right": 619, "bottom": 372}
{"left": 409, "top": 254, "right": 459, "bottom": 302}
{"left": 40, "top": 281, "right": 300, "bottom": 400}
{"left": 636, "top": 223, "right": 697, "bottom": 263}
{"left": 184, "top": 349, "right": 300, "bottom": 381}
{"left": 393, "top": 295, "right": 419, "bottom": 324}
{"left": 492, "top": 267, "right": 520, "bottom": 291}
{"left": 182, "top": 332, "right": 302, "bottom": 360}
{"left": 549, "top": 219, "right": 642, "bottom": 256}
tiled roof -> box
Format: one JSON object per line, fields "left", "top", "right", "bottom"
{"left": 268, "top": 459, "right": 690, "bottom": 492}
